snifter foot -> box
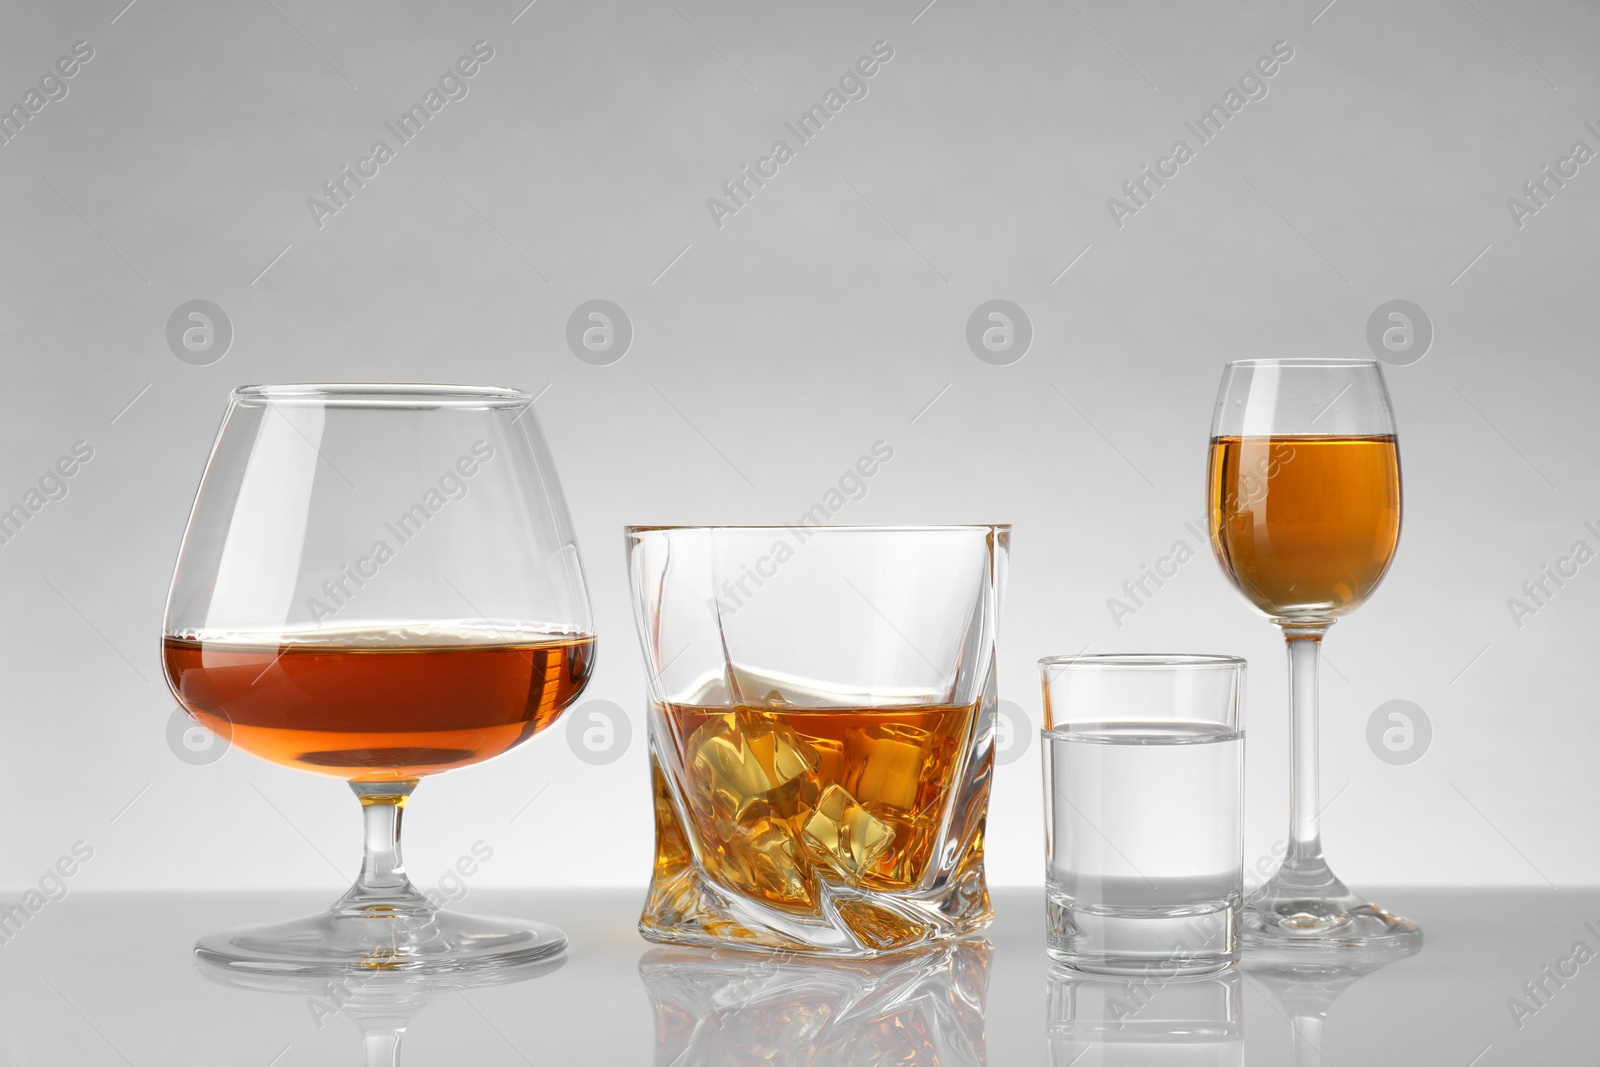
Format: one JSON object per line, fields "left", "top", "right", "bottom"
{"left": 197, "top": 907, "right": 567, "bottom": 976}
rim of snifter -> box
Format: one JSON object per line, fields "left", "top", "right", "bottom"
{"left": 231, "top": 384, "right": 531, "bottom": 408}
{"left": 1039, "top": 653, "right": 1246, "bottom": 671}
{"left": 626, "top": 524, "right": 1010, "bottom": 533}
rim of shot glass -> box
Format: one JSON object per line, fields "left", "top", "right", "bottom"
{"left": 1221, "top": 358, "right": 1380, "bottom": 369}
{"left": 231, "top": 383, "right": 533, "bottom": 408}
{"left": 625, "top": 523, "right": 1010, "bottom": 533}
{"left": 1039, "top": 654, "right": 1245, "bottom": 733}
{"left": 1039, "top": 653, "right": 1246, "bottom": 671}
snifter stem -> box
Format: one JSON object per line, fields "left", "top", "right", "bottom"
{"left": 337, "top": 779, "right": 428, "bottom": 914}
{"left": 363, "top": 1030, "right": 403, "bottom": 1067}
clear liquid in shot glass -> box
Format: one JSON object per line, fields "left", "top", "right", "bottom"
{"left": 1044, "top": 722, "right": 1244, "bottom": 975}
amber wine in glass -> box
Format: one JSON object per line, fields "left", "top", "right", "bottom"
{"left": 1209, "top": 434, "right": 1401, "bottom": 618}
{"left": 1207, "top": 360, "right": 1420, "bottom": 955}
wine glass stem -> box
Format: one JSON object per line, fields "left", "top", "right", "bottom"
{"left": 1282, "top": 624, "right": 1330, "bottom": 868}
{"left": 342, "top": 779, "right": 425, "bottom": 910}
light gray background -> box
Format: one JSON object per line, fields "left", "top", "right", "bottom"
{"left": 0, "top": 0, "right": 1595, "bottom": 896}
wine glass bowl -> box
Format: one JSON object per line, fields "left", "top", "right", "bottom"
{"left": 163, "top": 384, "right": 594, "bottom": 974}
{"left": 1207, "top": 360, "right": 1420, "bottom": 954}
{"left": 1208, "top": 433, "right": 1401, "bottom": 621}
{"left": 1208, "top": 360, "right": 1404, "bottom": 623}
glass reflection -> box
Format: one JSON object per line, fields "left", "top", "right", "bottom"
{"left": 1244, "top": 939, "right": 1420, "bottom": 1067}
{"left": 1047, "top": 965, "right": 1243, "bottom": 1067}
{"left": 640, "top": 938, "right": 991, "bottom": 1066}
{"left": 197, "top": 953, "right": 562, "bottom": 1067}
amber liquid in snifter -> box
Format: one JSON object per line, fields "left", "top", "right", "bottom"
{"left": 163, "top": 629, "right": 594, "bottom": 780}
{"left": 653, "top": 700, "right": 979, "bottom": 916}
{"left": 1208, "top": 434, "right": 1401, "bottom": 617}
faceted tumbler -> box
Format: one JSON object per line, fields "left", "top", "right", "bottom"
{"left": 626, "top": 525, "right": 1009, "bottom": 955}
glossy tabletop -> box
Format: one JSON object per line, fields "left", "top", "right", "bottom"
{"left": 7, "top": 888, "right": 1592, "bottom": 1063}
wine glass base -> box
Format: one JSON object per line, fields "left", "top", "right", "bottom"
{"left": 196, "top": 906, "right": 568, "bottom": 976}
{"left": 1242, "top": 895, "right": 1421, "bottom": 959}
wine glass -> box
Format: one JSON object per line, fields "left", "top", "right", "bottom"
{"left": 1207, "top": 359, "right": 1420, "bottom": 953}
{"left": 163, "top": 384, "right": 594, "bottom": 974}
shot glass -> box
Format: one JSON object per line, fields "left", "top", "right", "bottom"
{"left": 1046, "top": 966, "right": 1243, "bottom": 1066}
{"left": 1040, "top": 655, "right": 1245, "bottom": 976}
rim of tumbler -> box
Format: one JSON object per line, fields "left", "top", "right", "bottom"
{"left": 1039, "top": 653, "right": 1246, "bottom": 671}
{"left": 625, "top": 524, "right": 1010, "bottom": 533}
{"left": 231, "top": 384, "right": 531, "bottom": 408}
{"left": 1223, "top": 359, "right": 1378, "bottom": 369}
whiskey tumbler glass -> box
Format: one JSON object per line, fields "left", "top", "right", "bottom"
{"left": 627, "top": 525, "right": 1008, "bottom": 955}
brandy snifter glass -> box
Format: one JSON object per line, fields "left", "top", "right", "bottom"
{"left": 164, "top": 385, "right": 594, "bottom": 974}
{"left": 1208, "top": 359, "right": 1420, "bottom": 955}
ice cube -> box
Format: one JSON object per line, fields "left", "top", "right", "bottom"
{"left": 858, "top": 804, "right": 931, "bottom": 889}
{"left": 808, "top": 736, "right": 845, "bottom": 790}
{"left": 688, "top": 712, "right": 819, "bottom": 821}
{"left": 712, "top": 810, "right": 815, "bottom": 911}
{"left": 743, "top": 713, "right": 817, "bottom": 788}
{"left": 801, "top": 783, "right": 894, "bottom": 884}
{"left": 844, "top": 722, "right": 933, "bottom": 813}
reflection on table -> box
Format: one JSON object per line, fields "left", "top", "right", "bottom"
{"left": 1243, "top": 939, "right": 1422, "bottom": 1067}
{"left": 196, "top": 954, "right": 564, "bottom": 1067}
{"left": 640, "top": 937, "right": 991, "bottom": 1066}
{"left": 1046, "top": 965, "right": 1243, "bottom": 1067}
